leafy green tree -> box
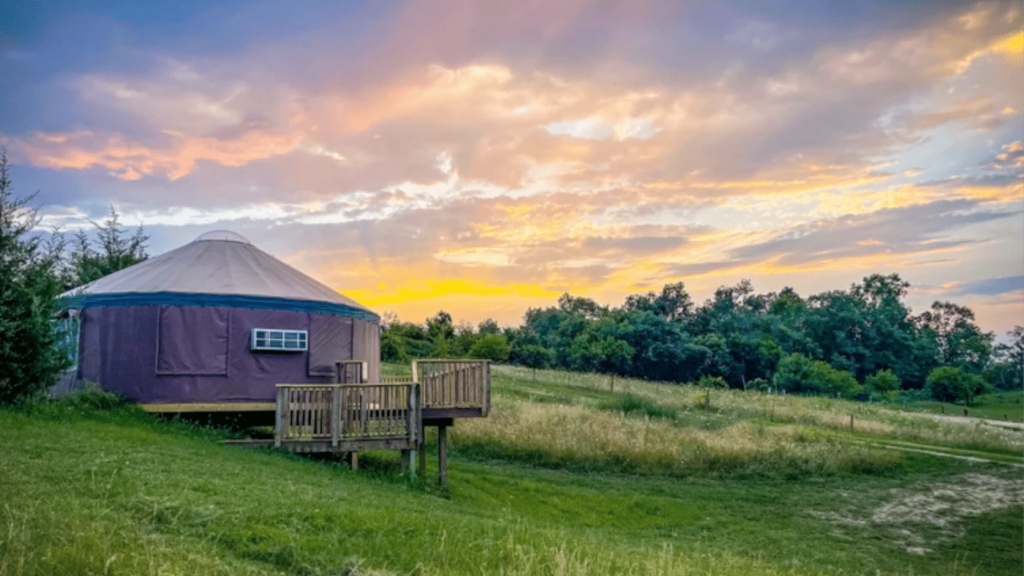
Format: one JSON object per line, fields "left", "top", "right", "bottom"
{"left": 468, "top": 334, "right": 511, "bottom": 363}
{"left": 864, "top": 369, "right": 900, "bottom": 401}
{"left": 916, "top": 302, "right": 993, "bottom": 373}
{"left": 430, "top": 333, "right": 449, "bottom": 358}
{"left": 379, "top": 313, "right": 436, "bottom": 360}
{"left": 987, "top": 326, "right": 1023, "bottom": 391}
{"left": 804, "top": 360, "right": 861, "bottom": 398}
{"left": 512, "top": 343, "right": 553, "bottom": 380}
{"left": 380, "top": 329, "right": 409, "bottom": 363}
{"left": 925, "top": 365, "right": 990, "bottom": 405}
{"left": 773, "top": 353, "right": 815, "bottom": 394}
{"left": 623, "top": 281, "right": 693, "bottom": 322}
{"left": 774, "top": 353, "right": 860, "bottom": 398}
{"left": 569, "top": 333, "right": 633, "bottom": 375}
{"left": 449, "top": 320, "right": 478, "bottom": 357}
{"left": 0, "top": 151, "right": 70, "bottom": 403}
{"left": 477, "top": 318, "right": 501, "bottom": 335}
{"left": 426, "top": 311, "right": 455, "bottom": 341}
{"left": 697, "top": 375, "right": 728, "bottom": 409}
{"left": 557, "top": 293, "right": 608, "bottom": 320}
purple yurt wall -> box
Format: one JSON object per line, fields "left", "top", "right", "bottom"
{"left": 59, "top": 230, "right": 380, "bottom": 406}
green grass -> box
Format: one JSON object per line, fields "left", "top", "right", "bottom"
{"left": 597, "top": 393, "right": 678, "bottom": 420}
{"left": 2, "top": 370, "right": 1022, "bottom": 576}
{"left": 889, "top": 391, "right": 1024, "bottom": 423}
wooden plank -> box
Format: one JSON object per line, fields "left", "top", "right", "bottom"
{"left": 140, "top": 402, "right": 276, "bottom": 413}
{"left": 422, "top": 408, "right": 483, "bottom": 420}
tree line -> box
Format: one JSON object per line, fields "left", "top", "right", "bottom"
{"left": 383, "top": 276, "right": 1022, "bottom": 405}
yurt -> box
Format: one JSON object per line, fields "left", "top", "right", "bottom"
{"left": 57, "top": 230, "right": 380, "bottom": 410}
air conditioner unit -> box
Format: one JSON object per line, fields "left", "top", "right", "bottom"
{"left": 251, "top": 328, "right": 308, "bottom": 351}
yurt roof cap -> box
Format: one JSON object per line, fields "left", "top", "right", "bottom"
{"left": 195, "top": 230, "right": 250, "bottom": 243}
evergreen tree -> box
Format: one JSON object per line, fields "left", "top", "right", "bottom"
{"left": 64, "top": 206, "right": 148, "bottom": 289}
{"left": 0, "top": 151, "right": 70, "bottom": 403}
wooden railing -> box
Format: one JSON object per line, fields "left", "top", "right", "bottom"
{"left": 380, "top": 376, "right": 414, "bottom": 384}
{"left": 334, "top": 360, "right": 368, "bottom": 384}
{"left": 275, "top": 383, "right": 420, "bottom": 448}
{"left": 412, "top": 360, "right": 490, "bottom": 415}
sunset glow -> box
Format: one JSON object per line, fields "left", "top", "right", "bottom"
{"left": 2, "top": 0, "right": 1021, "bottom": 331}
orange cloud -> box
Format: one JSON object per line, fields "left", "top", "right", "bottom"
{"left": 16, "top": 129, "right": 302, "bottom": 180}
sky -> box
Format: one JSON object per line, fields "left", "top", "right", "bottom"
{"left": 1, "top": 0, "right": 1022, "bottom": 333}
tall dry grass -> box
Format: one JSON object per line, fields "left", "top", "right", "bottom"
{"left": 493, "top": 365, "right": 1024, "bottom": 456}
{"left": 454, "top": 400, "right": 900, "bottom": 478}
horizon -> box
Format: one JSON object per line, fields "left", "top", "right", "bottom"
{"left": 2, "top": 0, "right": 1022, "bottom": 334}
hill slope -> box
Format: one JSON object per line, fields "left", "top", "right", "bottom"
{"left": 1, "top": 369, "right": 1021, "bottom": 576}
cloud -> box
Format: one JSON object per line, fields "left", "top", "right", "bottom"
{"left": 946, "top": 275, "right": 1024, "bottom": 296}
{"left": 3, "top": 0, "right": 1022, "bottom": 329}
{"left": 730, "top": 199, "right": 1017, "bottom": 268}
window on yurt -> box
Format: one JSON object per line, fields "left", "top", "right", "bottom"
{"left": 53, "top": 309, "right": 81, "bottom": 369}
{"left": 156, "top": 306, "right": 229, "bottom": 375}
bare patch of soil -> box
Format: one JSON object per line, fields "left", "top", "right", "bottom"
{"left": 813, "top": 473, "right": 1024, "bottom": 555}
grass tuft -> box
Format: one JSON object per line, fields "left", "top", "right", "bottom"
{"left": 597, "top": 393, "right": 676, "bottom": 419}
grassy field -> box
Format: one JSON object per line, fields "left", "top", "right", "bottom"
{"left": 884, "top": 391, "right": 1024, "bottom": 423}
{"left": 1, "top": 366, "right": 1022, "bottom": 576}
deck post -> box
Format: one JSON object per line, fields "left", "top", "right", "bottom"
{"left": 275, "top": 387, "right": 287, "bottom": 448}
{"left": 418, "top": 424, "right": 426, "bottom": 478}
{"left": 401, "top": 450, "right": 411, "bottom": 475}
{"left": 485, "top": 360, "right": 491, "bottom": 416}
{"left": 347, "top": 451, "right": 359, "bottom": 470}
{"left": 331, "top": 385, "right": 340, "bottom": 448}
{"left": 438, "top": 424, "right": 448, "bottom": 489}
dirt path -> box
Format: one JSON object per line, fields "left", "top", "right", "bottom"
{"left": 901, "top": 410, "right": 1024, "bottom": 430}
{"left": 861, "top": 441, "right": 1024, "bottom": 467}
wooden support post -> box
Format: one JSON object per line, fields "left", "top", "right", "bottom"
{"left": 275, "top": 387, "right": 287, "bottom": 448}
{"left": 331, "top": 387, "right": 340, "bottom": 448}
{"left": 438, "top": 424, "right": 448, "bottom": 489}
{"left": 418, "top": 424, "right": 427, "bottom": 478}
{"left": 849, "top": 414, "right": 854, "bottom": 431}
{"left": 347, "top": 451, "right": 359, "bottom": 470}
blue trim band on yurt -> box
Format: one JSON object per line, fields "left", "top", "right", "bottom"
{"left": 59, "top": 292, "right": 380, "bottom": 322}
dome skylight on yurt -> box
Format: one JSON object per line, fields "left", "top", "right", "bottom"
{"left": 194, "top": 230, "right": 251, "bottom": 243}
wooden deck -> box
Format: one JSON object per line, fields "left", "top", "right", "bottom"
{"left": 414, "top": 359, "right": 490, "bottom": 420}
{"left": 225, "top": 359, "right": 490, "bottom": 486}
{"left": 273, "top": 383, "right": 420, "bottom": 451}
